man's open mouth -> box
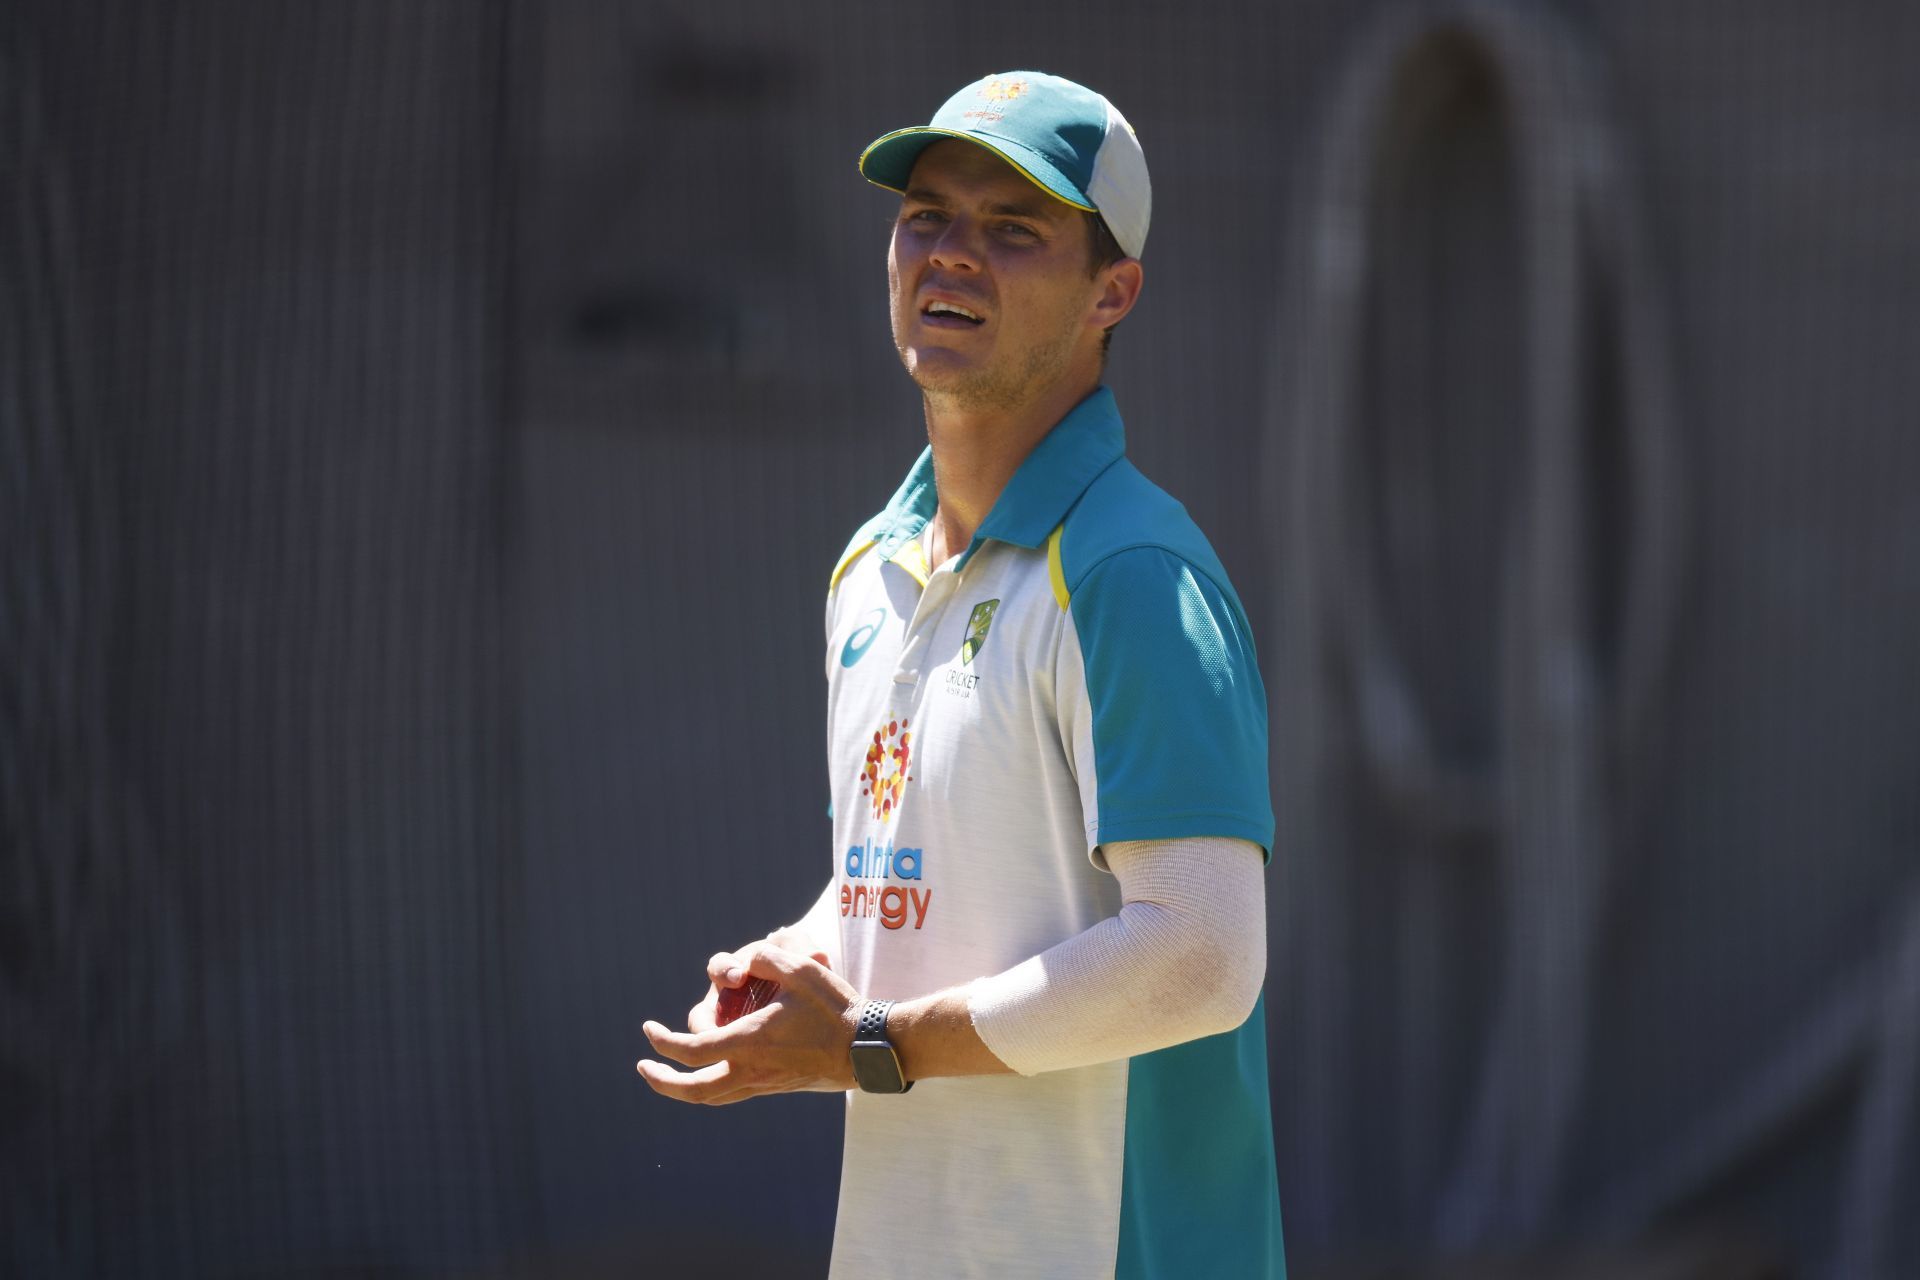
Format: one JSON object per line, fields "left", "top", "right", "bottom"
{"left": 923, "top": 300, "right": 985, "bottom": 325}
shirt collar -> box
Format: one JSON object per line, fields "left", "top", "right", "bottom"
{"left": 870, "top": 386, "right": 1127, "bottom": 563}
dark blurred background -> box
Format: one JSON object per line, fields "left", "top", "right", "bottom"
{"left": 4, "top": 1, "right": 1917, "bottom": 1277}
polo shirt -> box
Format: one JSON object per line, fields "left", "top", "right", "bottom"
{"left": 822, "top": 386, "right": 1286, "bottom": 1280}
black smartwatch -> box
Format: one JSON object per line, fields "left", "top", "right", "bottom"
{"left": 849, "top": 999, "right": 913, "bottom": 1094}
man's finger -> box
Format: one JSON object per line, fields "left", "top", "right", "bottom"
{"left": 706, "top": 952, "right": 743, "bottom": 986}
{"left": 709, "top": 941, "right": 766, "bottom": 988}
{"left": 733, "top": 941, "right": 815, "bottom": 985}
{"left": 643, "top": 1019, "right": 736, "bottom": 1068}
{"left": 635, "top": 1057, "right": 738, "bottom": 1104}
{"left": 635, "top": 1058, "right": 777, "bottom": 1107}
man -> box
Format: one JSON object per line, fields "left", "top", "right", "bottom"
{"left": 639, "top": 71, "right": 1286, "bottom": 1278}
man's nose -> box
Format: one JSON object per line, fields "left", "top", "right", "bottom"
{"left": 929, "top": 217, "right": 982, "bottom": 271}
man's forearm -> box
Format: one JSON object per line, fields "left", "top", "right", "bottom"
{"left": 872, "top": 836, "right": 1265, "bottom": 1084}
{"left": 962, "top": 836, "right": 1266, "bottom": 1077}
{"left": 879, "top": 986, "right": 1017, "bottom": 1081}
{"left": 641, "top": 838, "right": 1264, "bottom": 1099}
{"left": 776, "top": 878, "right": 1013, "bottom": 1080}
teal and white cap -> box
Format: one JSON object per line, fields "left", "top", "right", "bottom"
{"left": 859, "top": 71, "right": 1152, "bottom": 259}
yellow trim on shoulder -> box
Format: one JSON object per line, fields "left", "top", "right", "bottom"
{"left": 829, "top": 538, "right": 876, "bottom": 593}
{"left": 1046, "top": 524, "right": 1070, "bottom": 610}
{"left": 894, "top": 537, "right": 932, "bottom": 588}
{"left": 859, "top": 127, "right": 1100, "bottom": 213}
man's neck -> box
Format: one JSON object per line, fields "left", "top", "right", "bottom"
{"left": 920, "top": 371, "right": 1100, "bottom": 568}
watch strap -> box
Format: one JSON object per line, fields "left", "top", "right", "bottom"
{"left": 851, "top": 998, "right": 913, "bottom": 1094}
{"left": 857, "top": 999, "right": 894, "bottom": 1040}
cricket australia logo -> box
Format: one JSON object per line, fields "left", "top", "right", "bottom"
{"left": 960, "top": 599, "right": 1000, "bottom": 665}
{"left": 860, "top": 716, "right": 913, "bottom": 821}
{"left": 963, "top": 77, "right": 1027, "bottom": 123}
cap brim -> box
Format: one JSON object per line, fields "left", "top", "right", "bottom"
{"left": 858, "top": 127, "right": 1097, "bottom": 214}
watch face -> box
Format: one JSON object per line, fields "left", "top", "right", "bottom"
{"left": 850, "top": 1040, "right": 909, "bottom": 1094}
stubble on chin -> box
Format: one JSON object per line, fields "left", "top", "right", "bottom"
{"left": 895, "top": 328, "right": 1078, "bottom": 415}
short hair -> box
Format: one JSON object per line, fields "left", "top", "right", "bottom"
{"left": 1085, "top": 212, "right": 1126, "bottom": 357}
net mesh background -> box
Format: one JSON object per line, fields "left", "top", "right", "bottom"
{"left": 4, "top": 1, "right": 1917, "bottom": 1276}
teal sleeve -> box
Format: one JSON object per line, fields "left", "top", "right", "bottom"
{"left": 1068, "top": 547, "right": 1274, "bottom": 857}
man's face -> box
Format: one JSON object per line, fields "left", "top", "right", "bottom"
{"left": 887, "top": 140, "right": 1104, "bottom": 410}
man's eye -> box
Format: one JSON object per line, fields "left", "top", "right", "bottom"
{"left": 907, "top": 209, "right": 946, "bottom": 225}
{"left": 999, "top": 223, "right": 1039, "bottom": 239}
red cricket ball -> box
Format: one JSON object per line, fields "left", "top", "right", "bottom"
{"left": 714, "top": 976, "right": 779, "bottom": 1026}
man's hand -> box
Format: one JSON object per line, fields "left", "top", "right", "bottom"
{"left": 638, "top": 942, "right": 861, "bottom": 1105}
{"left": 678, "top": 924, "right": 831, "bottom": 1036}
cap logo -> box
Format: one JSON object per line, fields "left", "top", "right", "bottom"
{"left": 961, "top": 76, "right": 1028, "bottom": 123}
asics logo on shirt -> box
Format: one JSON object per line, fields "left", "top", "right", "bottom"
{"left": 840, "top": 608, "right": 887, "bottom": 667}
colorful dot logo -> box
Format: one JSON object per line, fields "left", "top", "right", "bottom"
{"left": 860, "top": 716, "right": 913, "bottom": 822}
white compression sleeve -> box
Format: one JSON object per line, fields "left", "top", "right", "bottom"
{"left": 965, "top": 837, "right": 1267, "bottom": 1077}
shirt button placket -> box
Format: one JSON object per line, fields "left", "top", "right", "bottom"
{"left": 894, "top": 560, "right": 960, "bottom": 687}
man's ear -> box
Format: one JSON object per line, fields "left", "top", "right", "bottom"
{"left": 1090, "top": 258, "right": 1144, "bottom": 332}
